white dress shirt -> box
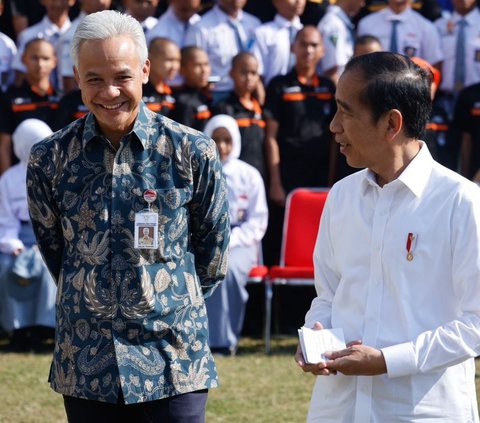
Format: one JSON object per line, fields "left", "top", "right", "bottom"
{"left": 305, "top": 144, "right": 480, "bottom": 422}
{"left": 0, "top": 32, "right": 16, "bottom": 92}
{"left": 58, "top": 12, "right": 84, "bottom": 81}
{"left": 317, "top": 5, "right": 354, "bottom": 75}
{"left": 0, "top": 163, "right": 29, "bottom": 254}
{"left": 435, "top": 8, "right": 480, "bottom": 93}
{"left": 146, "top": 6, "right": 201, "bottom": 48}
{"left": 12, "top": 15, "right": 71, "bottom": 74}
{"left": 184, "top": 5, "right": 261, "bottom": 91}
{"left": 252, "top": 14, "right": 303, "bottom": 85}
{"left": 357, "top": 7, "right": 444, "bottom": 65}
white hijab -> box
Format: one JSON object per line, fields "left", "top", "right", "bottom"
{"left": 13, "top": 119, "right": 53, "bottom": 163}
{"left": 203, "top": 114, "right": 241, "bottom": 162}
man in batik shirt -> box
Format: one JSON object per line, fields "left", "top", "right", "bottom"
{"left": 26, "top": 10, "right": 229, "bottom": 423}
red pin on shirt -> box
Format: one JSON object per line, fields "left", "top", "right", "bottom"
{"left": 143, "top": 189, "right": 157, "bottom": 210}
{"left": 406, "top": 232, "right": 415, "bottom": 261}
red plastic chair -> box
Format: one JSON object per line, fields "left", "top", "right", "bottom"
{"left": 264, "top": 188, "right": 329, "bottom": 352}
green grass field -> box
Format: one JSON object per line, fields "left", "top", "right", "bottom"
{"left": 0, "top": 336, "right": 478, "bottom": 423}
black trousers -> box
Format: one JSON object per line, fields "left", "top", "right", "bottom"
{"left": 63, "top": 389, "right": 208, "bottom": 423}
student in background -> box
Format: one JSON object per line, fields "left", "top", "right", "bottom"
{"left": 12, "top": 0, "right": 75, "bottom": 90}
{"left": 0, "top": 38, "right": 59, "bottom": 174}
{"left": 213, "top": 52, "right": 267, "bottom": 179}
{"left": 142, "top": 37, "right": 180, "bottom": 117}
{"left": 252, "top": 0, "right": 306, "bottom": 87}
{"left": 0, "top": 119, "right": 56, "bottom": 353}
{"left": 411, "top": 56, "right": 457, "bottom": 170}
{"left": 353, "top": 34, "right": 383, "bottom": 57}
{"left": 172, "top": 46, "right": 212, "bottom": 130}
{"left": 203, "top": 114, "right": 268, "bottom": 355}
{"left": 122, "top": 0, "right": 159, "bottom": 32}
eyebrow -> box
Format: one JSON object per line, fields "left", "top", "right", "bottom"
{"left": 336, "top": 98, "right": 353, "bottom": 112}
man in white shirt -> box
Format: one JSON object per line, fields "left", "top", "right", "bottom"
{"left": 296, "top": 51, "right": 480, "bottom": 422}
{"left": 435, "top": 0, "right": 480, "bottom": 113}
{"left": 146, "top": 0, "right": 201, "bottom": 48}
{"left": 317, "top": 0, "right": 365, "bottom": 84}
{"left": 184, "top": 0, "right": 260, "bottom": 94}
{"left": 252, "top": 0, "right": 305, "bottom": 86}
{"left": 357, "top": 0, "right": 443, "bottom": 67}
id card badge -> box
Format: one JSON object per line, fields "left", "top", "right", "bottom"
{"left": 134, "top": 211, "right": 158, "bottom": 249}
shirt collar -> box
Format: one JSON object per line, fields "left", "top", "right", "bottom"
{"left": 327, "top": 5, "right": 352, "bottom": 25}
{"left": 273, "top": 13, "right": 302, "bottom": 29}
{"left": 387, "top": 6, "right": 411, "bottom": 21}
{"left": 82, "top": 101, "right": 154, "bottom": 150}
{"left": 453, "top": 7, "right": 480, "bottom": 24}
{"left": 214, "top": 5, "right": 244, "bottom": 22}
{"left": 362, "top": 142, "right": 433, "bottom": 197}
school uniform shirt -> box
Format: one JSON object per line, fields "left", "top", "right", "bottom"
{"left": 26, "top": 102, "right": 230, "bottom": 404}
{"left": 213, "top": 92, "right": 266, "bottom": 178}
{"left": 55, "top": 89, "right": 88, "bottom": 130}
{"left": 58, "top": 12, "right": 85, "bottom": 81}
{"left": 146, "top": 6, "right": 201, "bottom": 47}
{"left": 305, "top": 143, "right": 480, "bottom": 422}
{"left": 0, "top": 81, "right": 60, "bottom": 134}
{"left": 142, "top": 80, "right": 176, "bottom": 118}
{"left": 12, "top": 15, "right": 71, "bottom": 75}
{"left": 172, "top": 85, "right": 212, "bottom": 131}
{"left": 435, "top": 8, "right": 480, "bottom": 94}
{"left": 317, "top": 5, "right": 354, "bottom": 75}
{"left": 264, "top": 70, "right": 336, "bottom": 191}
{"left": 0, "top": 32, "right": 16, "bottom": 92}
{"left": 184, "top": 5, "right": 261, "bottom": 92}
{"left": 452, "top": 82, "right": 480, "bottom": 179}
{"left": 357, "top": 6, "right": 444, "bottom": 64}
{"left": 252, "top": 14, "right": 303, "bottom": 85}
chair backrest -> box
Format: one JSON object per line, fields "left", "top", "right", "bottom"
{"left": 280, "top": 188, "right": 329, "bottom": 267}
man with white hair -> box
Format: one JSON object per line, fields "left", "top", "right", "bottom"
{"left": 27, "top": 10, "right": 229, "bottom": 422}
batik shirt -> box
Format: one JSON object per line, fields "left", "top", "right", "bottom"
{"left": 27, "top": 102, "right": 230, "bottom": 404}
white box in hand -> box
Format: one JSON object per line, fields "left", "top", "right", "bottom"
{"left": 298, "top": 327, "right": 346, "bottom": 364}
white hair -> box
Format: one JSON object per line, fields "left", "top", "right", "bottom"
{"left": 70, "top": 10, "right": 148, "bottom": 68}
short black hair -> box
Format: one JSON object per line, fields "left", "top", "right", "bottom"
{"left": 344, "top": 52, "right": 432, "bottom": 139}
{"left": 231, "top": 51, "right": 256, "bottom": 69}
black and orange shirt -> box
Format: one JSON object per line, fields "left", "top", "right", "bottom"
{"left": 0, "top": 80, "right": 59, "bottom": 134}
{"left": 424, "top": 100, "right": 453, "bottom": 169}
{"left": 55, "top": 89, "right": 89, "bottom": 131}
{"left": 264, "top": 69, "right": 336, "bottom": 188}
{"left": 452, "top": 82, "right": 480, "bottom": 179}
{"left": 213, "top": 92, "right": 266, "bottom": 178}
{"left": 172, "top": 85, "right": 212, "bottom": 131}
{"left": 142, "top": 81, "right": 176, "bottom": 118}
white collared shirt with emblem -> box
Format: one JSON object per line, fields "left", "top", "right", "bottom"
{"left": 305, "top": 143, "right": 480, "bottom": 423}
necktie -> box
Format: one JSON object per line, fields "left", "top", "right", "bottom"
{"left": 181, "top": 21, "right": 190, "bottom": 47}
{"left": 389, "top": 19, "right": 400, "bottom": 53}
{"left": 288, "top": 25, "right": 296, "bottom": 70}
{"left": 454, "top": 18, "right": 467, "bottom": 91}
{"left": 228, "top": 19, "right": 246, "bottom": 52}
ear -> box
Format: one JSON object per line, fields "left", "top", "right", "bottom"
{"left": 142, "top": 59, "right": 150, "bottom": 84}
{"left": 385, "top": 109, "right": 403, "bottom": 141}
{"left": 73, "top": 66, "right": 80, "bottom": 86}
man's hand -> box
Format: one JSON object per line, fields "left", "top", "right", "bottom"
{"left": 324, "top": 344, "right": 387, "bottom": 376}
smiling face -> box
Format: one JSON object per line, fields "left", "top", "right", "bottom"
{"left": 74, "top": 35, "right": 150, "bottom": 145}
